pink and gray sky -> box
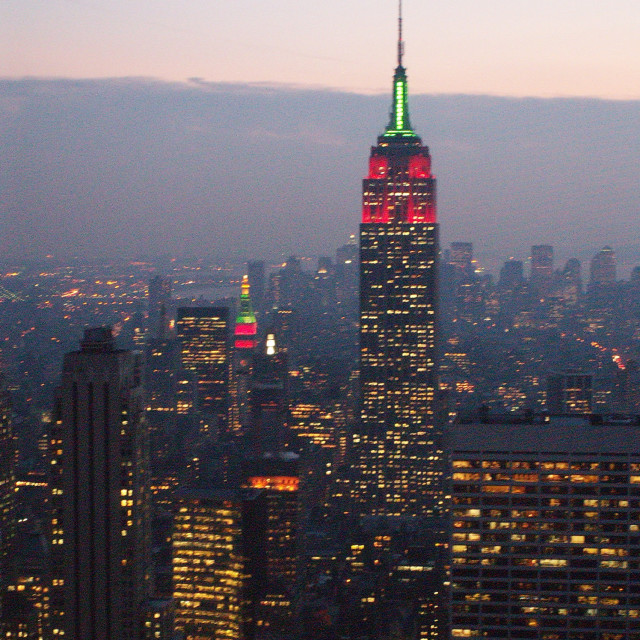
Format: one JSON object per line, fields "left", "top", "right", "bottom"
{"left": 3, "top": 0, "right": 640, "bottom": 98}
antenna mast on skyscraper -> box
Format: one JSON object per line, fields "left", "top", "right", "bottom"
{"left": 398, "top": 0, "right": 404, "bottom": 67}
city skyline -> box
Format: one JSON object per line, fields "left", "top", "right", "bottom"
{"left": 4, "top": 6, "right": 640, "bottom": 639}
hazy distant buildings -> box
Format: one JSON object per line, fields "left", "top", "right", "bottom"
{"left": 590, "top": 246, "right": 617, "bottom": 286}
{"left": 498, "top": 259, "right": 525, "bottom": 289}
{"left": 449, "top": 419, "right": 640, "bottom": 638}
{"left": 49, "top": 327, "right": 151, "bottom": 639}
{"left": 176, "top": 307, "right": 230, "bottom": 431}
{"left": 449, "top": 242, "right": 473, "bottom": 282}
{"left": 557, "top": 257, "right": 582, "bottom": 304}
{"left": 530, "top": 244, "right": 553, "bottom": 296}
{"left": 352, "top": 23, "right": 442, "bottom": 518}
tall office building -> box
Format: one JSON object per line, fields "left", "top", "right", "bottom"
{"left": 243, "top": 454, "right": 300, "bottom": 633}
{"left": 172, "top": 488, "right": 266, "bottom": 640}
{"left": 353, "top": 6, "right": 441, "bottom": 518}
{"left": 49, "top": 327, "right": 151, "bottom": 639}
{"left": 0, "top": 377, "right": 15, "bottom": 584}
{"left": 249, "top": 332, "right": 289, "bottom": 455}
{"left": 176, "top": 307, "right": 230, "bottom": 431}
{"left": 449, "top": 418, "right": 640, "bottom": 639}
{"left": 530, "top": 244, "right": 553, "bottom": 296}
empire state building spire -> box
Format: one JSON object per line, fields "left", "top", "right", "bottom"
{"left": 385, "top": 0, "right": 415, "bottom": 138}
{"left": 397, "top": 0, "right": 404, "bottom": 67}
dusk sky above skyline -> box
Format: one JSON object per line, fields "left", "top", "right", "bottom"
{"left": 2, "top": 2, "right": 640, "bottom": 275}
{"left": 3, "top": 0, "right": 640, "bottom": 98}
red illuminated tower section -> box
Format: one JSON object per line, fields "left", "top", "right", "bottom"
{"left": 353, "top": 3, "right": 442, "bottom": 519}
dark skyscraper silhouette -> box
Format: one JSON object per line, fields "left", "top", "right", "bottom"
{"left": 49, "top": 327, "right": 151, "bottom": 639}
{"left": 498, "top": 259, "right": 525, "bottom": 289}
{"left": 249, "top": 332, "right": 289, "bottom": 455}
{"left": 352, "top": 3, "right": 442, "bottom": 518}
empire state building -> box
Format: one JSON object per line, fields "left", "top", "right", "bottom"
{"left": 352, "top": 3, "right": 443, "bottom": 518}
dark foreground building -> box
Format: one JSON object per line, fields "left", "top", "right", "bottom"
{"left": 49, "top": 327, "right": 152, "bottom": 639}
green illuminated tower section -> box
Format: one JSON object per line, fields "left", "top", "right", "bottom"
{"left": 353, "top": 3, "right": 442, "bottom": 519}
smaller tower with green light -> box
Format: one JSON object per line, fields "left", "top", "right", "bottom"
{"left": 234, "top": 275, "right": 258, "bottom": 350}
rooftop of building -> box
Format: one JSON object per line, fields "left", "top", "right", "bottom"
{"left": 448, "top": 414, "right": 640, "bottom": 454}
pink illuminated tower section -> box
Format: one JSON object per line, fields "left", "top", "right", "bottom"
{"left": 361, "top": 0, "right": 436, "bottom": 225}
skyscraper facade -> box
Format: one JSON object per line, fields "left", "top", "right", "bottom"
{"left": 172, "top": 489, "right": 266, "bottom": 640}
{"left": 172, "top": 490, "right": 246, "bottom": 640}
{"left": 352, "top": 11, "right": 441, "bottom": 518}
{"left": 49, "top": 327, "right": 151, "bottom": 639}
{"left": 547, "top": 371, "right": 593, "bottom": 414}
{"left": 176, "top": 307, "right": 230, "bottom": 430}
{"left": 449, "top": 419, "right": 640, "bottom": 638}
{"left": 0, "top": 377, "right": 15, "bottom": 584}
{"left": 243, "top": 454, "right": 300, "bottom": 634}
